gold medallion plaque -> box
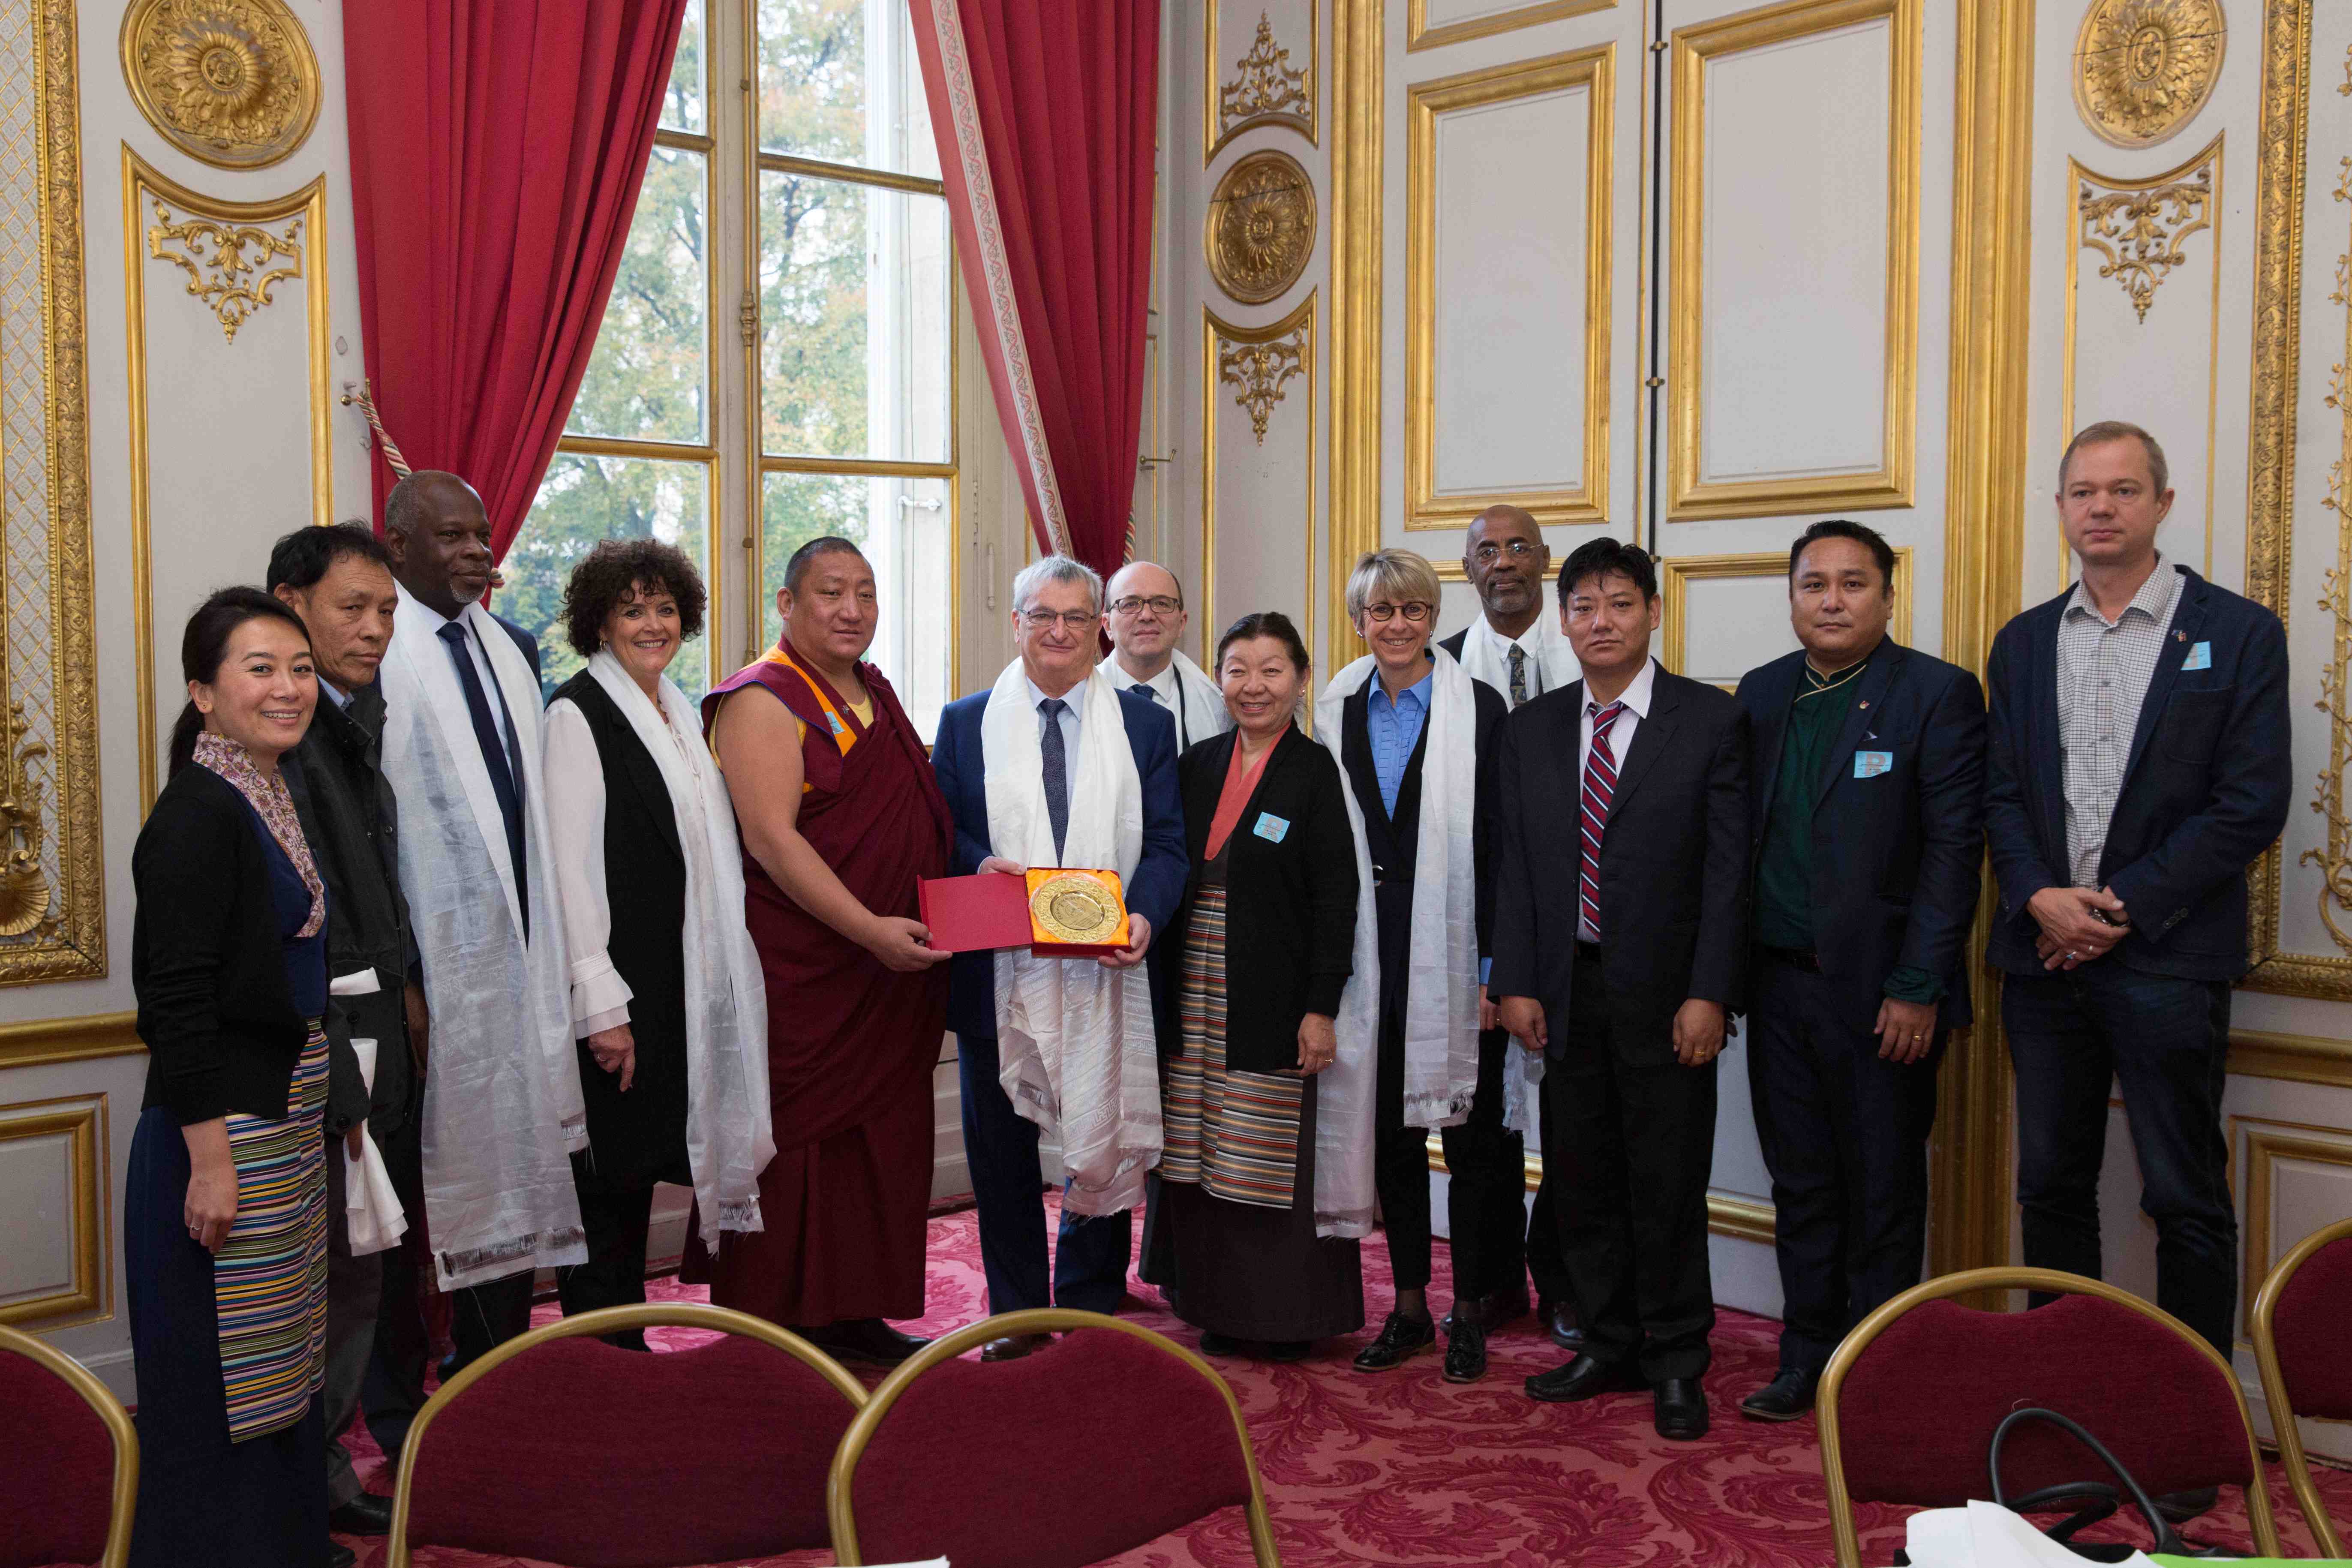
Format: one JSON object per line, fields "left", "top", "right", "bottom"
{"left": 1024, "top": 868, "right": 1131, "bottom": 952}
{"left": 2073, "top": 0, "right": 2224, "bottom": 149}
{"left": 1206, "top": 149, "right": 1317, "bottom": 306}
{"left": 120, "top": 0, "right": 322, "bottom": 171}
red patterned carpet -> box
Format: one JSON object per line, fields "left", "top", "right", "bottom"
{"left": 336, "top": 1198, "right": 2352, "bottom": 1566}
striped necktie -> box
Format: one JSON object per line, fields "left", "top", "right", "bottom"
{"left": 1580, "top": 699, "right": 1626, "bottom": 940}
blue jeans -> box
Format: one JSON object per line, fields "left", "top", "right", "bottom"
{"left": 956, "top": 1032, "right": 1132, "bottom": 1316}
{"left": 2004, "top": 963, "right": 2236, "bottom": 1353}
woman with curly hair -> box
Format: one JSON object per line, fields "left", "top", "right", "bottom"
{"left": 540, "top": 540, "right": 773, "bottom": 1342}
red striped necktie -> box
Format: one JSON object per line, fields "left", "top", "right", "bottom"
{"left": 1580, "top": 699, "right": 1627, "bottom": 939}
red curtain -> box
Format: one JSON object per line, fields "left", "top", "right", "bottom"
{"left": 341, "top": 0, "right": 688, "bottom": 559}
{"left": 910, "top": 0, "right": 1160, "bottom": 580}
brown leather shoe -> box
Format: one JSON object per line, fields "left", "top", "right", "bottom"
{"left": 978, "top": 1332, "right": 1051, "bottom": 1362}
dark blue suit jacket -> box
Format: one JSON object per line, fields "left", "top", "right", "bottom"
{"left": 1736, "top": 640, "right": 1986, "bottom": 1033}
{"left": 1984, "top": 565, "right": 2290, "bottom": 979}
{"left": 930, "top": 683, "right": 1189, "bottom": 1039}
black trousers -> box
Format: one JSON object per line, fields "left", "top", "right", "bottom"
{"left": 1439, "top": 1026, "right": 1532, "bottom": 1305}
{"left": 360, "top": 1111, "right": 430, "bottom": 1466}
{"left": 2005, "top": 963, "right": 2237, "bottom": 1355}
{"left": 1370, "top": 881, "right": 1436, "bottom": 1293}
{"left": 556, "top": 1162, "right": 661, "bottom": 1352}
{"left": 1748, "top": 956, "right": 1939, "bottom": 1374}
{"left": 448, "top": 1273, "right": 536, "bottom": 1371}
{"left": 1544, "top": 946, "right": 1717, "bottom": 1382}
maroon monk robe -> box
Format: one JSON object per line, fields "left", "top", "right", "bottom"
{"left": 682, "top": 643, "right": 952, "bottom": 1325}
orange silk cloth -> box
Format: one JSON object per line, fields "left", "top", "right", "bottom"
{"left": 1204, "top": 735, "right": 1276, "bottom": 861}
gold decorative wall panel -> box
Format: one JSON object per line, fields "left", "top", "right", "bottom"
{"left": 2236, "top": 1120, "right": 2352, "bottom": 1338}
{"left": 1667, "top": 0, "right": 1921, "bottom": 521}
{"left": 124, "top": 150, "right": 331, "bottom": 811}
{"left": 1406, "top": 0, "right": 1614, "bottom": 55}
{"left": 1205, "top": 294, "right": 1319, "bottom": 666}
{"left": 1404, "top": 45, "right": 1613, "bottom": 532}
{"left": 1206, "top": 3, "right": 1318, "bottom": 163}
{"left": 1206, "top": 148, "right": 1318, "bottom": 306}
{"left": 0, "top": 0, "right": 103, "bottom": 987}
{"left": 1326, "top": 0, "right": 1381, "bottom": 675}
{"left": 0, "top": 1011, "right": 141, "bottom": 1071}
{"left": 0, "top": 1094, "right": 107, "bottom": 1327}
{"left": 2072, "top": 0, "right": 2225, "bottom": 150}
{"left": 2229, "top": 1028, "right": 2352, "bottom": 1091}
{"left": 119, "top": 0, "right": 321, "bottom": 171}
{"left": 1657, "top": 548, "right": 1914, "bottom": 680}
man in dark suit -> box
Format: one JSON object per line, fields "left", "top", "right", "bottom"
{"left": 1733, "top": 520, "right": 1986, "bottom": 1421}
{"left": 1987, "top": 421, "right": 2290, "bottom": 1358}
{"left": 931, "top": 555, "right": 1188, "bottom": 1361}
{"left": 1493, "top": 537, "right": 1748, "bottom": 1441}
{"left": 1436, "top": 505, "right": 1580, "bottom": 1355}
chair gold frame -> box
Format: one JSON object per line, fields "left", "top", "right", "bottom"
{"left": 2248, "top": 1216, "right": 2352, "bottom": 1558}
{"left": 825, "top": 1307, "right": 1280, "bottom": 1567}
{"left": 0, "top": 1323, "right": 138, "bottom": 1568}
{"left": 385, "top": 1301, "right": 868, "bottom": 1568}
{"left": 1815, "top": 1266, "right": 2283, "bottom": 1568}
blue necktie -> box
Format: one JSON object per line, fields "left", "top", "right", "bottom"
{"left": 1039, "top": 697, "right": 1069, "bottom": 863}
{"left": 438, "top": 620, "right": 529, "bottom": 938}
{"left": 1130, "top": 682, "right": 1155, "bottom": 702}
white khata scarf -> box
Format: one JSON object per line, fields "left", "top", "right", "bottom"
{"left": 1164, "top": 649, "right": 1231, "bottom": 747}
{"left": 1454, "top": 611, "right": 1580, "bottom": 709}
{"left": 584, "top": 652, "right": 774, "bottom": 1235}
{"left": 380, "top": 585, "right": 586, "bottom": 1290}
{"left": 980, "top": 659, "right": 1161, "bottom": 1217}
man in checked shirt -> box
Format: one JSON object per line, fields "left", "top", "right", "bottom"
{"left": 1984, "top": 421, "right": 2290, "bottom": 1364}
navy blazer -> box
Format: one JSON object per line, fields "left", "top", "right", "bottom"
{"left": 1983, "top": 565, "right": 2291, "bottom": 979}
{"left": 1736, "top": 641, "right": 1986, "bottom": 1034}
{"left": 931, "top": 682, "right": 1189, "bottom": 1039}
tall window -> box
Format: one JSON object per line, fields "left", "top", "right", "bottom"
{"left": 497, "top": 0, "right": 958, "bottom": 738}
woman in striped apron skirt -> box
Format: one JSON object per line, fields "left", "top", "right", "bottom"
{"left": 1141, "top": 613, "right": 1363, "bottom": 1360}
{"left": 127, "top": 590, "right": 336, "bottom": 1568}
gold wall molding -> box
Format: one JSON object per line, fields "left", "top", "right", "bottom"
{"left": 2229, "top": 1028, "right": 2352, "bottom": 1090}
{"left": 1207, "top": 4, "right": 1319, "bottom": 163}
{"left": 124, "top": 149, "right": 331, "bottom": 811}
{"left": 119, "top": 0, "right": 320, "bottom": 171}
{"left": 2236, "top": 1120, "right": 2352, "bottom": 1344}
{"left": 2301, "top": 135, "right": 2352, "bottom": 968}
{"left": 1326, "top": 0, "right": 1381, "bottom": 675}
{"left": 0, "top": 1011, "right": 141, "bottom": 1072}
{"left": 2072, "top": 0, "right": 2225, "bottom": 150}
{"left": 1406, "top": 0, "right": 1614, "bottom": 54}
{"left": 1404, "top": 45, "right": 1613, "bottom": 533}
{"left": 1205, "top": 294, "right": 1320, "bottom": 670}
{"left": 147, "top": 197, "right": 305, "bottom": 343}
{"left": 0, "top": 0, "right": 104, "bottom": 988}
{"left": 1656, "top": 548, "right": 1913, "bottom": 681}
{"left": 1666, "top": 0, "right": 1921, "bottom": 521}
{"left": 1206, "top": 147, "right": 1319, "bottom": 307}
{"left": 2240, "top": 0, "right": 2322, "bottom": 995}
{"left": 0, "top": 1094, "right": 107, "bottom": 1327}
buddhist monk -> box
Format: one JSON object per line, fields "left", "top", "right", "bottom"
{"left": 689, "top": 535, "right": 953, "bottom": 1365}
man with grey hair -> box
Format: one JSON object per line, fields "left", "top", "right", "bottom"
{"left": 931, "top": 554, "right": 1188, "bottom": 1360}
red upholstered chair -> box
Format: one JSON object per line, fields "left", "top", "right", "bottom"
{"left": 826, "top": 1308, "right": 1278, "bottom": 1568}
{"left": 2250, "top": 1216, "right": 2352, "bottom": 1557}
{"left": 386, "top": 1302, "right": 867, "bottom": 1568}
{"left": 0, "top": 1323, "right": 136, "bottom": 1568}
{"left": 1815, "top": 1267, "right": 2281, "bottom": 1568}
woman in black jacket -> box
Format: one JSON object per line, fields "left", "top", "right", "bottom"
{"left": 1141, "top": 612, "right": 1360, "bottom": 1360}
{"left": 128, "top": 587, "right": 334, "bottom": 1568}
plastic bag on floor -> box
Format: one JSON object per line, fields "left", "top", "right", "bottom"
{"left": 1904, "top": 1501, "right": 2160, "bottom": 1568}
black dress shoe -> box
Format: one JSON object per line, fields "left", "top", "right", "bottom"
{"left": 331, "top": 1545, "right": 357, "bottom": 1568}
{"left": 1739, "top": 1367, "right": 1818, "bottom": 1422}
{"left": 2154, "top": 1486, "right": 2219, "bottom": 1523}
{"left": 1197, "top": 1331, "right": 1241, "bottom": 1356}
{"left": 1443, "top": 1319, "right": 1489, "bottom": 1383}
{"left": 328, "top": 1492, "right": 394, "bottom": 1536}
{"left": 977, "top": 1331, "right": 1051, "bottom": 1363}
{"left": 798, "top": 1318, "right": 931, "bottom": 1367}
{"left": 1524, "top": 1353, "right": 1644, "bottom": 1403}
{"left": 1536, "top": 1297, "right": 1585, "bottom": 1351}
{"left": 1654, "top": 1377, "right": 1710, "bottom": 1440}
{"left": 1351, "top": 1310, "right": 1436, "bottom": 1371}
{"left": 1263, "top": 1340, "right": 1311, "bottom": 1363}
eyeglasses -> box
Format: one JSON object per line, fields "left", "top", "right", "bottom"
{"left": 1108, "top": 595, "right": 1183, "bottom": 615}
{"left": 1361, "top": 601, "right": 1434, "bottom": 624}
{"left": 1471, "top": 540, "right": 1544, "bottom": 565}
{"left": 1019, "top": 609, "right": 1101, "bottom": 633}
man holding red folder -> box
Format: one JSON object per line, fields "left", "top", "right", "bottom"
{"left": 930, "top": 555, "right": 1189, "bottom": 1361}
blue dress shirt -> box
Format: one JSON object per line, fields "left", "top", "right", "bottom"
{"left": 1366, "top": 669, "right": 1433, "bottom": 818}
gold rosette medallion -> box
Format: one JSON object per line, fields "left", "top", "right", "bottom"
{"left": 1025, "top": 868, "right": 1131, "bottom": 952}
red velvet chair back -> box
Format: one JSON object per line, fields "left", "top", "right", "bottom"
{"left": 832, "top": 1314, "right": 1274, "bottom": 1568}
{"left": 0, "top": 1326, "right": 135, "bottom": 1568}
{"left": 2269, "top": 1232, "right": 2352, "bottom": 1419}
{"left": 390, "top": 1305, "right": 864, "bottom": 1568}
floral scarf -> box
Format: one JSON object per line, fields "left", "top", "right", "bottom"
{"left": 193, "top": 732, "right": 324, "bottom": 939}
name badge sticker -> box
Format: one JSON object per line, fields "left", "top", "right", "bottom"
{"left": 1253, "top": 813, "right": 1291, "bottom": 843}
{"left": 1854, "top": 751, "right": 1894, "bottom": 779}
{"left": 2182, "top": 640, "right": 2212, "bottom": 672}
{"left": 825, "top": 710, "right": 847, "bottom": 736}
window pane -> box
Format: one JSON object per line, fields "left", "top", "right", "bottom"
{"left": 760, "top": 172, "right": 949, "bottom": 463}
{"left": 759, "top": 0, "right": 939, "bottom": 179}
{"left": 499, "top": 454, "right": 714, "bottom": 701}
{"left": 762, "top": 471, "right": 950, "bottom": 739}
{"left": 569, "top": 146, "right": 709, "bottom": 445}
{"left": 664, "top": 0, "right": 706, "bottom": 135}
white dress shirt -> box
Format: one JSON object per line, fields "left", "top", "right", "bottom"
{"left": 1112, "top": 651, "right": 1226, "bottom": 750}
{"left": 400, "top": 587, "right": 515, "bottom": 752}
{"left": 1576, "top": 657, "right": 1659, "bottom": 942}
{"left": 1459, "top": 611, "right": 1580, "bottom": 709}
{"left": 1027, "top": 674, "right": 1083, "bottom": 754}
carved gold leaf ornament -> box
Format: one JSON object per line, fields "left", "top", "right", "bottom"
{"left": 1220, "top": 13, "right": 1313, "bottom": 141}
{"left": 2073, "top": 0, "right": 2225, "bottom": 148}
{"left": 1206, "top": 149, "right": 1317, "bottom": 306}
{"left": 1219, "top": 330, "right": 1306, "bottom": 443}
{"left": 2077, "top": 163, "right": 2212, "bottom": 321}
{"left": 2300, "top": 112, "right": 2352, "bottom": 958}
{"left": 0, "top": 703, "right": 53, "bottom": 940}
{"left": 147, "top": 198, "right": 304, "bottom": 343}
{"left": 120, "top": 0, "right": 320, "bottom": 170}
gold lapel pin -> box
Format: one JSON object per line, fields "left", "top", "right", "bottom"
{"left": 2175, "top": 631, "right": 2187, "bottom": 641}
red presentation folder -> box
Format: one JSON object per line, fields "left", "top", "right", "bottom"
{"left": 918, "top": 872, "right": 1033, "bottom": 953}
